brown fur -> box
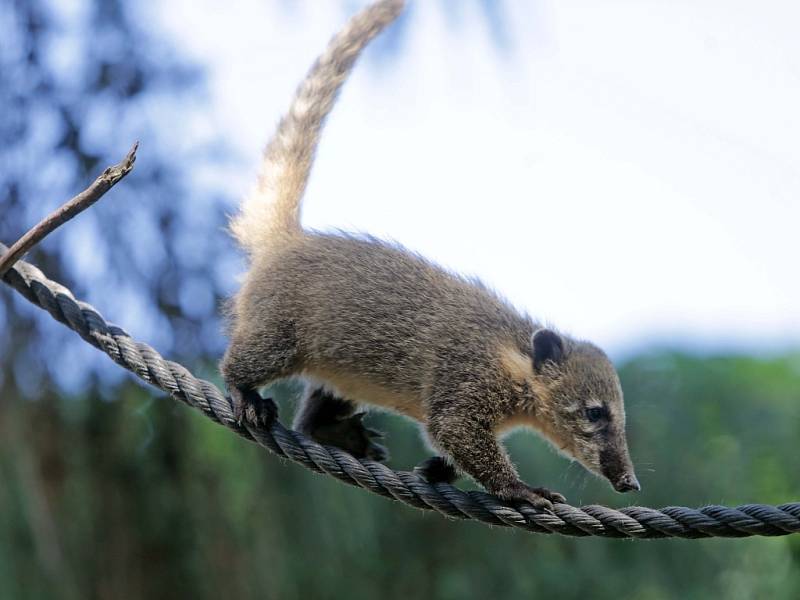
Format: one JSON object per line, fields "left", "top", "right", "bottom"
{"left": 220, "top": 0, "right": 639, "bottom": 509}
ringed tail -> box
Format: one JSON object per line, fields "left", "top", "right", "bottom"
{"left": 230, "top": 0, "right": 406, "bottom": 256}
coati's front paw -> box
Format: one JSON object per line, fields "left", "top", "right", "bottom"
{"left": 311, "top": 412, "right": 389, "bottom": 462}
{"left": 494, "top": 482, "right": 567, "bottom": 512}
{"left": 229, "top": 386, "right": 277, "bottom": 429}
{"left": 414, "top": 456, "right": 459, "bottom": 484}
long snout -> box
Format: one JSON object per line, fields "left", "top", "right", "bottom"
{"left": 599, "top": 437, "right": 641, "bottom": 493}
{"left": 612, "top": 472, "right": 641, "bottom": 493}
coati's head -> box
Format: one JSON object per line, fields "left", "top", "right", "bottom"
{"left": 528, "top": 329, "right": 640, "bottom": 494}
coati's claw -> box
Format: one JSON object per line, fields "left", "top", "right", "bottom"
{"left": 229, "top": 387, "right": 276, "bottom": 429}
{"left": 352, "top": 412, "right": 385, "bottom": 439}
{"left": 365, "top": 427, "right": 385, "bottom": 439}
{"left": 414, "top": 456, "right": 459, "bottom": 484}
{"left": 496, "top": 482, "right": 567, "bottom": 512}
{"left": 365, "top": 440, "right": 389, "bottom": 462}
{"left": 311, "top": 413, "right": 389, "bottom": 462}
{"left": 229, "top": 386, "right": 248, "bottom": 423}
{"left": 245, "top": 396, "right": 277, "bottom": 429}
{"left": 545, "top": 490, "right": 568, "bottom": 504}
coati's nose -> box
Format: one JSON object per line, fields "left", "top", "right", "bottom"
{"left": 613, "top": 473, "right": 641, "bottom": 493}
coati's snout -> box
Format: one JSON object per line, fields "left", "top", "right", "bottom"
{"left": 599, "top": 434, "right": 640, "bottom": 493}
{"left": 530, "top": 330, "right": 641, "bottom": 494}
{"left": 611, "top": 472, "right": 641, "bottom": 493}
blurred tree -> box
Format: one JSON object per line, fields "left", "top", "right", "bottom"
{"left": 0, "top": 0, "right": 233, "bottom": 399}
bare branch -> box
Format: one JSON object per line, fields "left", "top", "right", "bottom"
{"left": 0, "top": 142, "right": 139, "bottom": 277}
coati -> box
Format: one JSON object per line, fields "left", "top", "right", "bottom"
{"left": 221, "top": 0, "right": 640, "bottom": 510}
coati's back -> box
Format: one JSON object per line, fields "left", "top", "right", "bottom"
{"left": 240, "top": 232, "right": 533, "bottom": 409}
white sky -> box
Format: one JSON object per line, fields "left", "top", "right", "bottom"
{"left": 154, "top": 0, "right": 800, "bottom": 359}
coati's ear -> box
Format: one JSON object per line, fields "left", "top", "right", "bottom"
{"left": 530, "top": 329, "right": 565, "bottom": 372}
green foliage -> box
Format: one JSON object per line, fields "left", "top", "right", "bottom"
{"left": 1, "top": 351, "right": 799, "bottom": 599}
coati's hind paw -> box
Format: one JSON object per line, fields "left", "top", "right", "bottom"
{"left": 494, "top": 482, "right": 567, "bottom": 513}
{"left": 311, "top": 412, "right": 389, "bottom": 462}
{"left": 229, "top": 387, "right": 277, "bottom": 429}
{"left": 414, "top": 456, "right": 459, "bottom": 484}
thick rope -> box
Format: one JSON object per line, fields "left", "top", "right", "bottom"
{"left": 2, "top": 244, "right": 799, "bottom": 539}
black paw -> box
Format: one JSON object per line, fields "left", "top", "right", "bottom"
{"left": 229, "top": 386, "right": 277, "bottom": 429}
{"left": 494, "top": 482, "right": 567, "bottom": 513}
{"left": 311, "top": 412, "right": 389, "bottom": 462}
{"left": 414, "top": 456, "right": 459, "bottom": 484}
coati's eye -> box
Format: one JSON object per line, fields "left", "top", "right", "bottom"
{"left": 585, "top": 407, "right": 607, "bottom": 422}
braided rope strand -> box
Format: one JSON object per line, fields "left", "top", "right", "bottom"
{"left": 2, "top": 244, "right": 798, "bottom": 539}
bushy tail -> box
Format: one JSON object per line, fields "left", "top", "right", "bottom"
{"left": 230, "top": 0, "right": 406, "bottom": 256}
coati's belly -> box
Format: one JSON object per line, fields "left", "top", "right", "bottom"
{"left": 304, "top": 367, "right": 426, "bottom": 421}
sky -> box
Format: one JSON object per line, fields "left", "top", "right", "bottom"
{"left": 154, "top": 0, "right": 800, "bottom": 359}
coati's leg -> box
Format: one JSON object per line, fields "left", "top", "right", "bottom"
{"left": 293, "top": 387, "right": 389, "bottom": 462}
{"left": 426, "top": 395, "right": 566, "bottom": 511}
{"left": 220, "top": 319, "right": 299, "bottom": 426}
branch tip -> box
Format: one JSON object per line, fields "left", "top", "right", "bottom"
{"left": 0, "top": 143, "right": 140, "bottom": 277}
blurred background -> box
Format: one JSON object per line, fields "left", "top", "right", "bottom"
{"left": 1, "top": 0, "right": 799, "bottom": 598}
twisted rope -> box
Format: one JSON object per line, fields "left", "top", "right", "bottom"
{"left": 2, "top": 244, "right": 799, "bottom": 539}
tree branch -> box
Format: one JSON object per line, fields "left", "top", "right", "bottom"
{"left": 0, "top": 142, "right": 139, "bottom": 277}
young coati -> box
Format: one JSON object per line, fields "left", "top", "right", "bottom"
{"left": 221, "top": 0, "right": 640, "bottom": 510}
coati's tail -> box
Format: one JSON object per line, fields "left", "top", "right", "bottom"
{"left": 230, "top": 0, "right": 406, "bottom": 256}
